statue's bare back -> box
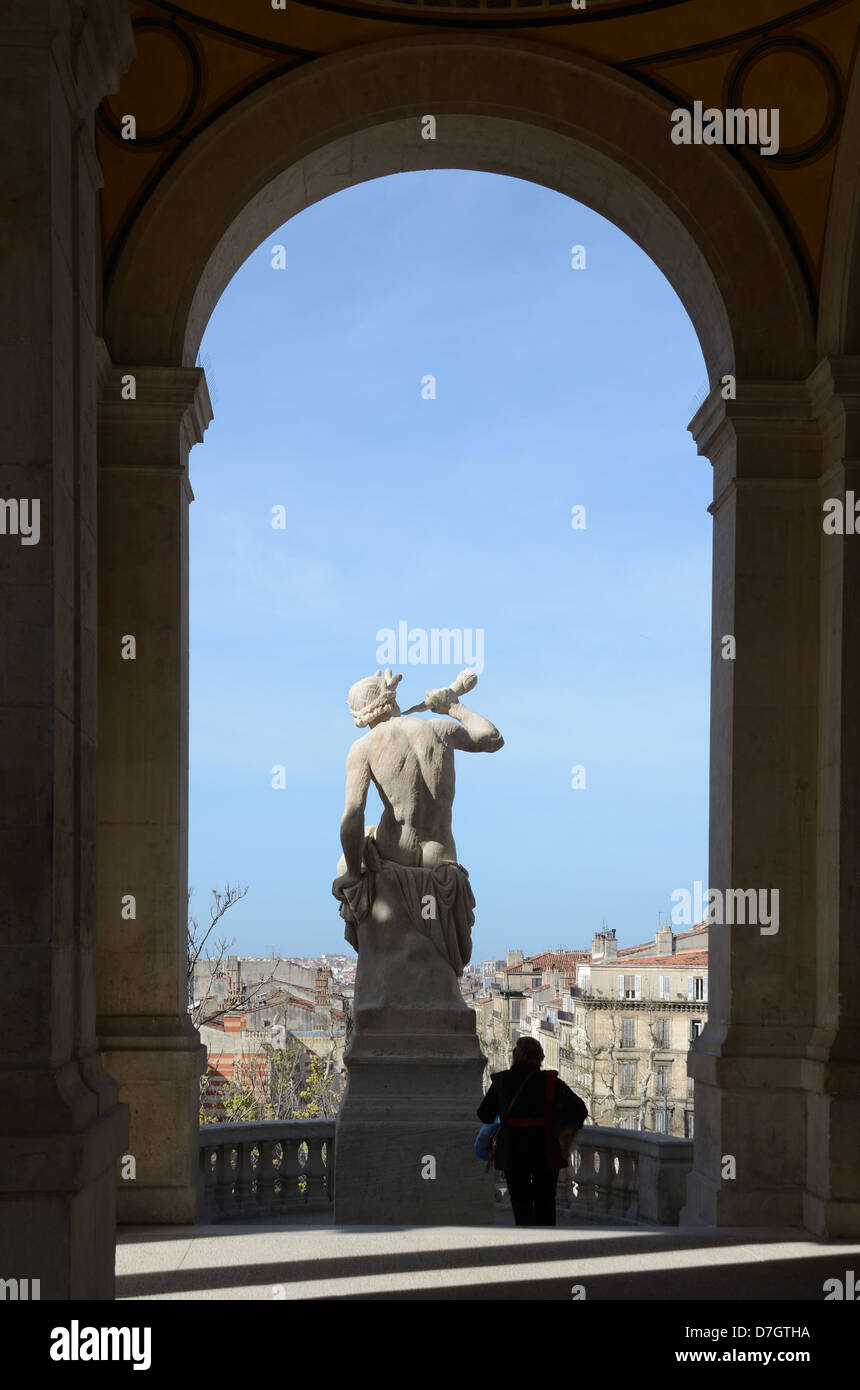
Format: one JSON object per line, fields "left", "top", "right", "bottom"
{"left": 332, "top": 668, "right": 503, "bottom": 902}
{"left": 363, "top": 717, "right": 458, "bottom": 868}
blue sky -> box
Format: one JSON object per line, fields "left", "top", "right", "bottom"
{"left": 189, "top": 169, "right": 712, "bottom": 962}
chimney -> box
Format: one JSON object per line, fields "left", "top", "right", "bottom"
{"left": 224, "top": 1012, "right": 245, "bottom": 1033}
{"left": 591, "top": 932, "right": 604, "bottom": 961}
{"left": 315, "top": 966, "right": 331, "bottom": 1004}
{"left": 603, "top": 929, "right": 618, "bottom": 961}
{"left": 656, "top": 925, "right": 674, "bottom": 955}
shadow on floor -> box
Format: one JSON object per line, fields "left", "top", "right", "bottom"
{"left": 116, "top": 1221, "right": 855, "bottom": 1301}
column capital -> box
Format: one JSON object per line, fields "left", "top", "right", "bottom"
{"left": 98, "top": 350, "right": 213, "bottom": 472}
{"left": 806, "top": 355, "right": 860, "bottom": 408}
{"left": 688, "top": 379, "right": 818, "bottom": 464}
{"left": 802, "top": 356, "right": 860, "bottom": 475}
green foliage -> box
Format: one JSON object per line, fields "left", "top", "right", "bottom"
{"left": 199, "top": 1067, "right": 217, "bottom": 1125}
{"left": 295, "top": 1056, "right": 342, "bottom": 1119}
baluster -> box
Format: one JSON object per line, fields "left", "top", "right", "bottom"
{"left": 625, "top": 1150, "right": 640, "bottom": 1220}
{"left": 605, "top": 1148, "right": 623, "bottom": 1217}
{"left": 572, "top": 1146, "right": 585, "bottom": 1211}
{"left": 258, "top": 1138, "right": 276, "bottom": 1215}
{"left": 593, "top": 1146, "right": 605, "bottom": 1213}
{"left": 304, "top": 1134, "right": 327, "bottom": 1207}
{"left": 200, "top": 1142, "right": 217, "bottom": 1222}
{"left": 212, "top": 1143, "right": 228, "bottom": 1219}
{"left": 271, "top": 1140, "right": 287, "bottom": 1213}
{"left": 321, "top": 1138, "right": 334, "bottom": 1204}
{"left": 234, "top": 1141, "right": 253, "bottom": 1213}
{"left": 281, "top": 1134, "right": 302, "bottom": 1207}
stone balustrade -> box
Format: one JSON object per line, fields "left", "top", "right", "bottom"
{"left": 198, "top": 1119, "right": 691, "bottom": 1225}
{"left": 496, "top": 1124, "right": 694, "bottom": 1225}
{"left": 199, "top": 1120, "right": 335, "bottom": 1222}
{"left": 560, "top": 1125, "right": 693, "bottom": 1223}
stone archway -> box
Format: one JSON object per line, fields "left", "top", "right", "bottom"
{"left": 96, "top": 34, "right": 852, "bottom": 1237}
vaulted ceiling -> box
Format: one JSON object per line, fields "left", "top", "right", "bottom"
{"left": 97, "top": 0, "right": 860, "bottom": 319}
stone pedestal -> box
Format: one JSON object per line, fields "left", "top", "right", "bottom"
{"left": 334, "top": 902, "right": 493, "bottom": 1225}
{"left": 335, "top": 1039, "right": 492, "bottom": 1227}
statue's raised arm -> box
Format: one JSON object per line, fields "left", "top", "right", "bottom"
{"left": 423, "top": 682, "right": 504, "bottom": 753}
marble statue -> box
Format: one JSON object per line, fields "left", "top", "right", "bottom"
{"left": 332, "top": 666, "right": 503, "bottom": 1224}
{"left": 332, "top": 667, "right": 503, "bottom": 1011}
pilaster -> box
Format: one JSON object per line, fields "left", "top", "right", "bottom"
{"left": 803, "top": 356, "right": 860, "bottom": 1236}
{"left": 682, "top": 378, "right": 822, "bottom": 1228}
{"left": 97, "top": 356, "right": 211, "bottom": 1223}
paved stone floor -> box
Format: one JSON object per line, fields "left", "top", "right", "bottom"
{"left": 116, "top": 1211, "right": 860, "bottom": 1300}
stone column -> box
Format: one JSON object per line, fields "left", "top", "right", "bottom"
{"left": 805, "top": 357, "right": 860, "bottom": 1237}
{"left": 681, "top": 381, "right": 822, "bottom": 1229}
{"left": 97, "top": 358, "right": 211, "bottom": 1224}
{"left": 0, "top": 1, "right": 133, "bottom": 1298}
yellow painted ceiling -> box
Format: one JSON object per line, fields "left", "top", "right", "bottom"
{"left": 97, "top": 0, "right": 860, "bottom": 321}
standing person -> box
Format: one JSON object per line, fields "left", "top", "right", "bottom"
{"left": 478, "top": 1037, "right": 587, "bottom": 1226}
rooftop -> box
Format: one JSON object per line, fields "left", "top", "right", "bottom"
{"left": 594, "top": 950, "right": 709, "bottom": 969}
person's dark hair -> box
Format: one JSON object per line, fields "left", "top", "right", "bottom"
{"left": 512, "top": 1037, "right": 544, "bottom": 1065}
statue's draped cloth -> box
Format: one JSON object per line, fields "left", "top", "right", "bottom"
{"left": 339, "top": 832, "right": 475, "bottom": 976}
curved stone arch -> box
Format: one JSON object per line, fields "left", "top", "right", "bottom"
{"left": 103, "top": 33, "right": 816, "bottom": 380}
{"left": 819, "top": 46, "right": 860, "bottom": 356}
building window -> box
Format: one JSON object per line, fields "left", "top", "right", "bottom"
{"left": 659, "top": 974, "right": 670, "bottom": 1000}
{"left": 654, "top": 1018, "right": 670, "bottom": 1048}
{"left": 620, "top": 1061, "right": 636, "bottom": 1094}
{"left": 653, "top": 1107, "right": 667, "bottom": 1133}
{"left": 685, "top": 1110, "right": 695, "bottom": 1139}
{"left": 616, "top": 1111, "right": 639, "bottom": 1131}
{"left": 687, "top": 1075, "right": 695, "bottom": 1097}
{"left": 621, "top": 1017, "right": 636, "bottom": 1048}
{"left": 690, "top": 1019, "right": 702, "bottom": 1042}
{"left": 693, "top": 976, "right": 705, "bottom": 1001}
{"left": 623, "top": 973, "right": 640, "bottom": 1000}
{"left": 655, "top": 1061, "right": 672, "bottom": 1095}
{"left": 511, "top": 1001, "right": 520, "bottom": 1022}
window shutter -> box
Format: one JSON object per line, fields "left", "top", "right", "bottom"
{"left": 617, "top": 974, "right": 624, "bottom": 999}
{"left": 661, "top": 974, "right": 670, "bottom": 999}
{"left": 634, "top": 974, "right": 641, "bottom": 999}
{"left": 687, "top": 974, "right": 694, "bottom": 1000}
{"left": 703, "top": 974, "right": 708, "bottom": 1002}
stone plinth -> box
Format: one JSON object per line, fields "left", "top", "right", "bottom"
{"left": 335, "top": 1033, "right": 492, "bottom": 1227}
{"left": 334, "top": 907, "right": 492, "bottom": 1225}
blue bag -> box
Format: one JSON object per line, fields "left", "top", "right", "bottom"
{"left": 474, "top": 1119, "right": 500, "bottom": 1161}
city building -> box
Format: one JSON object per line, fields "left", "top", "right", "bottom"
{"left": 470, "top": 930, "right": 707, "bottom": 1138}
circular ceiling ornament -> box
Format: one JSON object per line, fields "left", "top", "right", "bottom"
{"left": 726, "top": 36, "right": 842, "bottom": 165}
{"left": 99, "top": 20, "right": 203, "bottom": 148}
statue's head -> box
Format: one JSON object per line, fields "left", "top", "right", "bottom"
{"left": 347, "top": 668, "right": 402, "bottom": 728}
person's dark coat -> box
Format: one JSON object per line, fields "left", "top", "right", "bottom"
{"left": 477, "top": 1061, "right": 587, "bottom": 1172}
